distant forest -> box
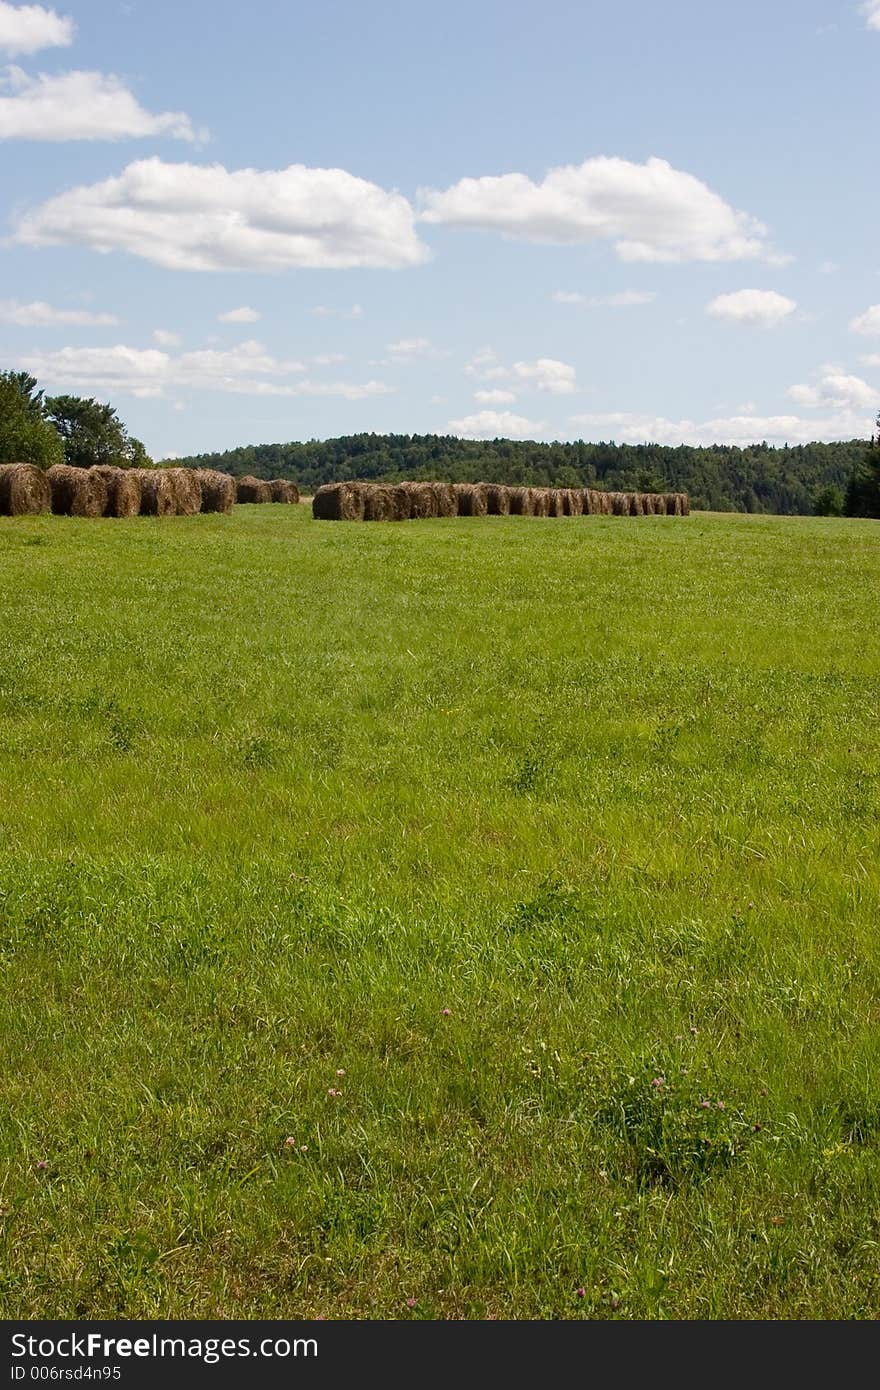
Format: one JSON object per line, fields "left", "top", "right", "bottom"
{"left": 169, "top": 433, "right": 870, "bottom": 515}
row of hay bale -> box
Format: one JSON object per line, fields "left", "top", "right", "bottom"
{"left": 312, "top": 480, "right": 689, "bottom": 521}
{"left": 0, "top": 463, "right": 301, "bottom": 517}
{"left": 235, "top": 476, "right": 300, "bottom": 504}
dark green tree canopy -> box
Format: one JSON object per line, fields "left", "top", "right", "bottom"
{"left": 0, "top": 370, "right": 64, "bottom": 469}
{"left": 843, "top": 413, "right": 880, "bottom": 518}
{"left": 45, "top": 394, "right": 152, "bottom": 470}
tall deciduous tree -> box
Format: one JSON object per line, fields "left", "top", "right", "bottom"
{"left": 0, "top": 370, "right": 64, "bottom": 468}
{"left": 45, "top": 394, "right": 152, "bottom": 470}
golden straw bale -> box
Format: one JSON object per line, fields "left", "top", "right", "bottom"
{"left": 0, "top": 462, "right": 51, "bottom": 516}
{"left": 531, "top": 487, "right": 551, "bottom": 517}
{"left": 47, "top": 464, "right": 107, "bottom": 518}
{"left": 428, "top": 482, "right": 457, "bottom": 517}
{"left": 163, "top": 468, "right": 202, "bottom": 515}
{"left": 135, "top": 468, "right": 176, "bottom": 516}
{"left": 90, "top": 465, "right": 140, "bottom": 518}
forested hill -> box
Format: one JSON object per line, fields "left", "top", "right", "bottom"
{"left": 168, "top": 433, "right": 868, "bottom": 514}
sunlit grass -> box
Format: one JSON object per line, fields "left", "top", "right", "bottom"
{"left": 1, "top": 505, "right": 879, "bottom": 1318}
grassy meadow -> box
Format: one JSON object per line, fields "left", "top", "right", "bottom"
{"left": 1, "top": 503, "right": 880, "bottom": 1319}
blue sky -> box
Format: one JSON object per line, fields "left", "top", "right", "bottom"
{"left": 1, "top": 0, "right": 878, "bottom": 457}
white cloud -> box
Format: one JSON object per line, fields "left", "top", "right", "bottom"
{"left": 706, "top": 288, "right": 796, "bottom": 328}
{"left": 420, "top": 155, "right": 774, "bottom": 263}
{"left": 0, "top": 2, "right": 72, "bottom": 55}
{"left": 384, "top": 336, "right": 447, "bottom": 362}
{"left": 0, "top": 297, "right": 118, "bottom": 326}
{"left": 570, "top": 408, "right": 873, "bottom": 447}
{"left": 861, "top": 1, "right": 880, "bottom": 30}
{"left": 0, "top": 66, "right": 200, "bottom": 141}
{"left": 464, "top": 350, "right": 577, "bottom": 394}
{"left": 311, "top": 303, "right": 363, "bottom": 318}
{"left": 788, "top": 369, "right": 878, "bottom": 410}
{"left": 16, "top": 157, "right": 429, "bottom": 270}
{"left": 446, "top": 408, "right": 546, "bottom": 439}
{"left": 17, "top": 339, "right": 395, "bottom": 401}
{"left": 553, "top": 288, "right": 655, "bottom": 307}
{"left": 850, "top": 304, "right": 880, "bottom": 335}
{"left": 474, "top": 388, "right": 517, "bottom": 404}
{"left": 152, "top": 328, "right": 180, "bottom": 347}
{"left": 311, "top": 352, "right": 347, "bottom": 366}
{"left": 861, "top": 353, "right": 880, "bottom": 368}
{"left": 217, "top": 305, "right": 261, "bottom": 323}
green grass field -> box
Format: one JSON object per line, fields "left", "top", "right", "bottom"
{"left": 2, "top": 504, "right": 880, "bottom": 1319}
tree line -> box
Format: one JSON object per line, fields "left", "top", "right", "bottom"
{"left": 2, "top": 364, "right": 878, "bottom": 516}
{"left": 169, "top": 430, "right": 877, "bottom": 517}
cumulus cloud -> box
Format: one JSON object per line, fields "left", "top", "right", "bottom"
{"left": 464, "top": 349, "right": 577, "bottom": 394}
{"left": 474, "top": 388, "right": 517, "bottom": 404}
{"left": 16, "top": 157, "right": 429, "bottom": 270}
{"left": 788, "top": 368, "right": 878, "bottom": 410}
{"left": 861, "top": 353, "right": 880, "bottom": 368}
{"left": 706, "top": 288, "right": 797, "bottom": 328}
{"left": 217, "top": 306, "right": 260, "bottom": 323}
{"left": 152, "top": 328, "right": 180, "bottom": 347}
{"left": 862, "top": 1, "right": 880, "bottom": 30}
{"left": 0, "top": 66, "right": 200, "bottom": 141}
{"left": 446, "top": 408, "right": 546, "bottom": 439}
{"left": 552, "top": 288, "right": 655, "bottom": 306}
{"left": 420, "top": 155, "right": 774, "bottom": 263}
{"left": 17, "top": 339, "right": 395, "bottom": 400}
{"left": 0, "top": 297, "right": 118, "bottom": 326}
{"left": 850, "top": 304, "right": 880, "bottom": 335}
{"left": 570, "top": 408, "right": 873, "bottom": 447}
{"left": 0, "top": 2, "right": 72, "bottom": 55}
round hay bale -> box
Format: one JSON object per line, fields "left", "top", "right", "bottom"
{"left": 562, "top": 488, "right": 584, "bottom": 516}
{"left": 679, "top": 492, "right": 690, "bottom": 516}
{"left": 485, "top": 484, "right": 511, "bottom": 515}
{"left": 269, "top": 479, "right": 299, "bottom": 503}
{"left": 427, "top": 482, "right": 457, "bottom": 517}
{"left": 89, "top": 465, "right": 140, "bottom": 518}
{"left": 628, "top": 493, "right": 646, "bottom": 516}
{"left": 236, "top": 475, "right": 273, "bottom": 504}
{"left": 194, "top": 469, "right": 235, "bottom": 513}
{"left": 163, "top": 467, "right": 202, "bottom": 515}
{"left": 400, "top": 481, "right": 437, "bottom": 518}
{"left": 545, "top": 489, "right": 565, "bottom": 517}
{"left": 453, "top": 483, "right": 488, "bottom": 517}
{"left": 135, "top": 468, "right": 176, "bottom": 517}
{"left": 531, "top": 487, "right": 551, "bottom": 518}
{"left": 610, "top": 492, "right": 629, "bottom": 516}
{"left": 47, "top": 464, "right": 107, "bottom": 518}
{"left": 507, "top": 486, "right": 533, "bottom": 516}
{"left": 0, "top": 462, "right": 51, "bottom": 516}
{"left": 312, "top": 482, "right": 366, "bottom": 520}
{"left": 362, "top": 483, "right": 411, "bottom": 521}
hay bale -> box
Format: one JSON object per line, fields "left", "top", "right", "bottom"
{"left": 608, "top": 491, "right": 627, "bottom": 516}
{"left": 628, "top": 493, "right": 646, "bottom": 516}
{"left": 0, "top": 462, "right": 51, "bottom": 516}
{"left": 531, "top": 487, "right": 551, "bottom": 518}
{"left": 89, "top": 465, "right": 140, "bottom": 518}
{"left": 485, "top": 484, "right": 511, "bottom": 515}
{"left": 160, "top": 468, "right": 201, "bottom": 515}
{"left": 545, "top": 489, "right": 566, "bottom": 517}
{"left": 400, "top": 481, "right": 437, "bottom": 518}
{"left": 428, "top": 481, "right": 457, "bottom": 517}
{"left": 47, "top": 464, "right": 107, "bottom": 518}
{"left": 236, "top": 475, "right": 273, "bottom": 504}
{"left": 135, "top": 468, "right": 176, "bottom": 517}
{"left": 269, "top": 479, "right": 300, "bottom": 503}
{"left": 193, "top": 469, "right": 235, "bottom": 513}
{"left": 678, "top": 492, "right": 690, "bottom": 516}
{"left": 312, "top": 482, "right": 367, "bottom": 520}
{"left": 507, "top": 486, "right": 533, "bottom": 516}
{"left": 453, "top": 483, "right": 489, "bottom": 517}
{"left": 361, "top": 483, "right": 410, "bottom": 521}
{"left": 562, "top": 488, "right": 584, "bottom": 516}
